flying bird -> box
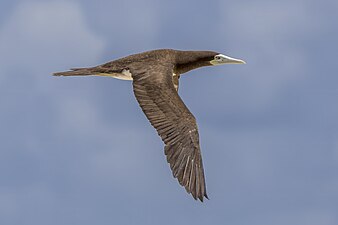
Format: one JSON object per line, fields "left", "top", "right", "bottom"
{"left": 53, "top": 49, "right": 245, "bottom": 201}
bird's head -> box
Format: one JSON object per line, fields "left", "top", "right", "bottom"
{"left": 210, "top": 53, "right": 246, "bottom": 66}
{"left": 175, "top": 50, "right": 245, "bottom": 74}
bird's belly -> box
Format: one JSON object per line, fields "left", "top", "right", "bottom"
{"left": 97, "top": 69, "right": 133, "bottom": 80}
{"left": 97, "top": 70, "right": 177, "bottom": 81}
{"left": 116, "top": 69, "right": 133, "bottom": 80}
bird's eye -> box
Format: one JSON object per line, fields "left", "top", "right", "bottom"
{"left": 215, "top": 56, "right": 221, "bottom": 60}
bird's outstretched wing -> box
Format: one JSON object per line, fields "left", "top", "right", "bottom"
{"left": 131, "top": 64, "right": 208, "bottom": 201}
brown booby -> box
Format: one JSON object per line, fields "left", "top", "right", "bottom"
{"left": 53, "top": 49, "right": 245, "bottom": 202}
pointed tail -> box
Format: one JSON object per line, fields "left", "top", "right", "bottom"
{"left": 53, "top": 68, "right": 93, "bottom": 76}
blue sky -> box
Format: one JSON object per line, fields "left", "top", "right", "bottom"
{"left": 1, "top": 0, "right": 338, "bottom": 224}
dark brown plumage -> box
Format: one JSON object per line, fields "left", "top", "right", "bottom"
{"left": 53, "top": 49, "right": 245, "bottom": 202}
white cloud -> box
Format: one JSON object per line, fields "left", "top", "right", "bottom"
{"left": 222, "top": 1, "right": 322, "bottom": 42}
{"left": 0, "top": 1, "right": 105, "bottom": 75}
{"left": 216, "top": 1, "right": 321, "bottom": 113}
{"left": 0, "top": 1, "right": 108, "bottom": 137}
{"left": 91, "top": 0, "right": 161, "bottom": 52}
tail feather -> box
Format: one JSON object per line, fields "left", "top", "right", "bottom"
{"left": 53, "top": 68, "right": 93, "bottom": 76}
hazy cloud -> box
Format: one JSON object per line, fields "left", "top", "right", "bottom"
{"left": 214, "top": 1, "right": 320, "bottom": 113}
{"left": 0, "top": 1, "right": 105, "bottom": 75}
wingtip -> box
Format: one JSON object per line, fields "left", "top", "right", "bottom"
{"left": 204, "top": 193, "right": 209, "bottom": 200}
{"left": 197, "top": 193, "right": 209, "bottom": 202}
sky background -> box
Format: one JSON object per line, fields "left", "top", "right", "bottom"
{"left": 1, "top": 0, "right": 338, "bottom": 224}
